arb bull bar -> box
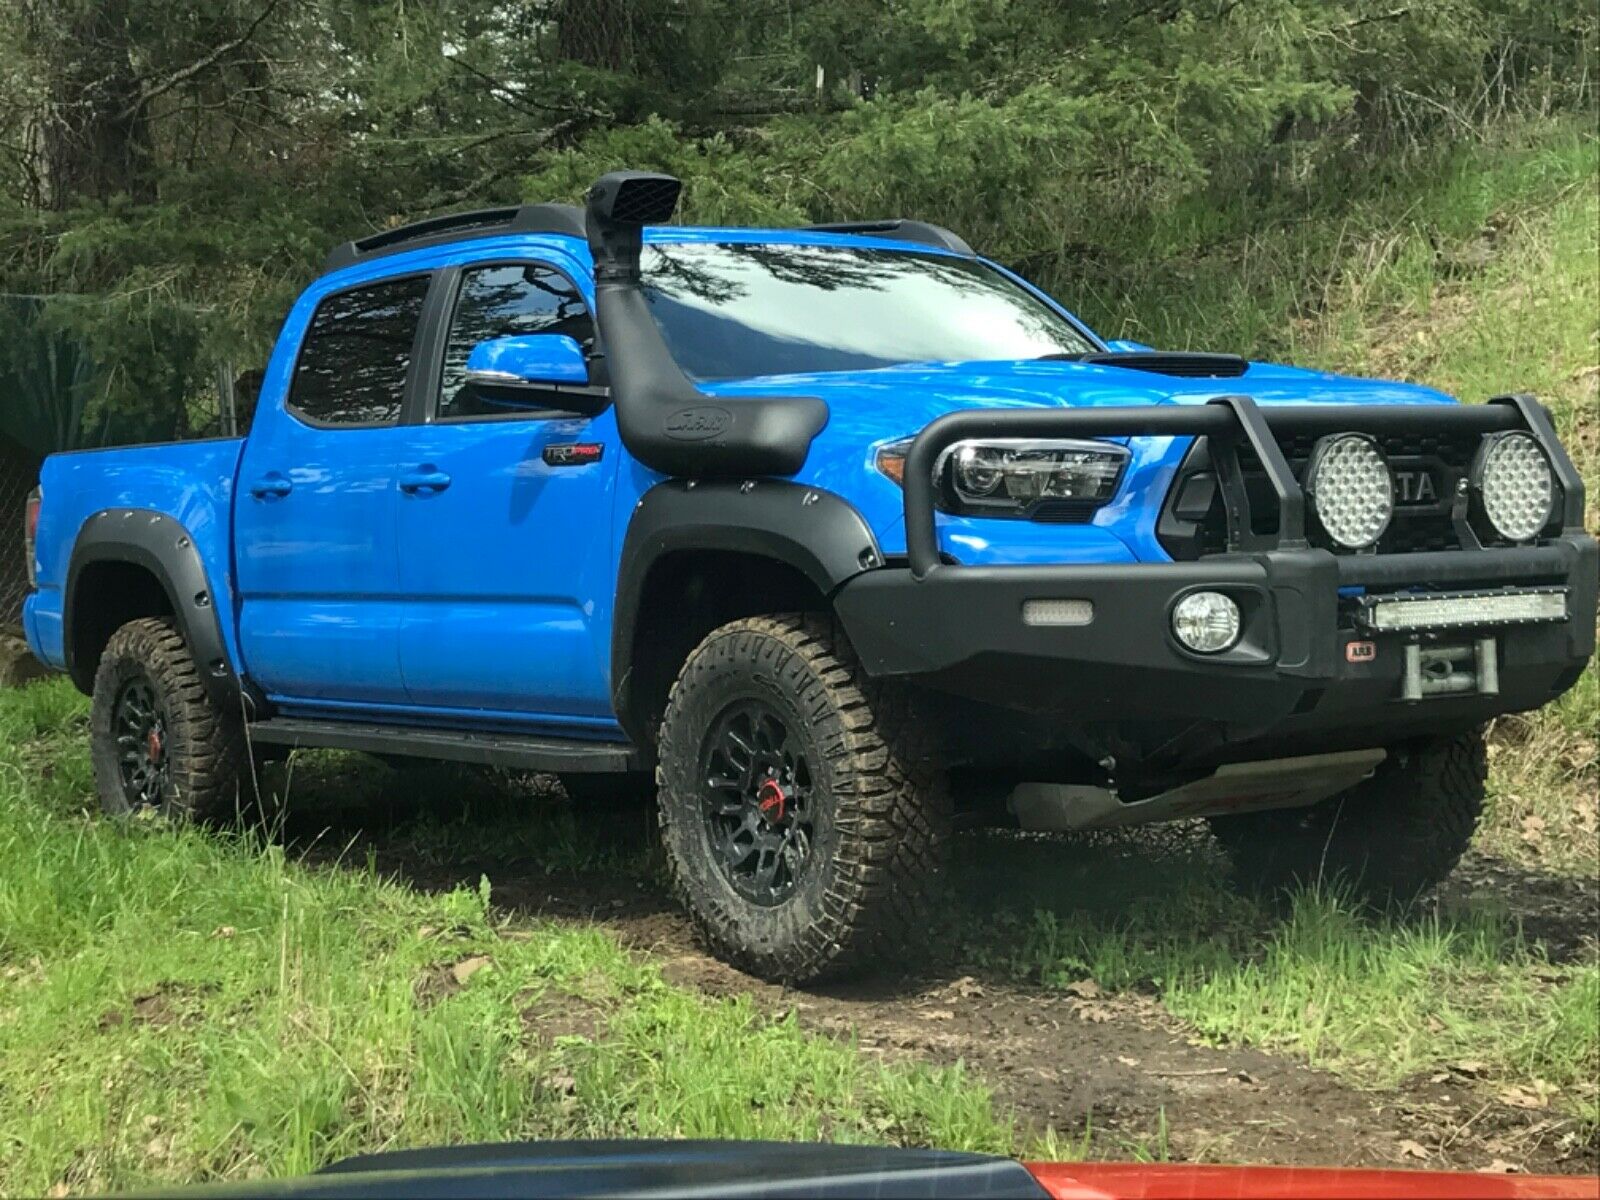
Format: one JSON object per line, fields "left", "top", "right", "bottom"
{"left": 835, "top": 394, "right": 1596, "bottom": 738}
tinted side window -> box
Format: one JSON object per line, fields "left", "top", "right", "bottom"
{"left": 438, "top": 264, "right": 594, "bottom": 420}
{"left": 288, "top": 276, "right": 430, "bottom": 426}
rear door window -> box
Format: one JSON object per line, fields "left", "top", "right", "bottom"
{"left": 288, "top": 275, "right": 431, "bottom": 427}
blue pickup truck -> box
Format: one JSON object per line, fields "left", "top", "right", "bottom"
{"left": 23, "top": 172, "right": 1597, "bottom": 981}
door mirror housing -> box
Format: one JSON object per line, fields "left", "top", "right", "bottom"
{"left": 462, "top": 334, "right": 608, "bottom": 415}
{"left": 466, "top": 333, "right": 590, "bottom": 387}
{"left": 1104, "top": 338, "right": 1154, "bottom": 353}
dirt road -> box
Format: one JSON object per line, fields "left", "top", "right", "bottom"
{"left": 281, "top": 762, "right": 1598, "bottom": 1175}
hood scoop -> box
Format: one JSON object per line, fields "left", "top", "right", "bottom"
{"left": 1072, "top": 351, "right": 1249, "bottom": 379}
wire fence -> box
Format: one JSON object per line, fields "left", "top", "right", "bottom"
{"left": 0, "top": 441, "right": 37, "bottom": 633}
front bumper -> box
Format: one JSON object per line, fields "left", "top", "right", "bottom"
{"left": 836, "top": 534, "right": 1596, "bottom": 734}
{"left": 836, "top": 395, "right": 1596, "bottom": 764}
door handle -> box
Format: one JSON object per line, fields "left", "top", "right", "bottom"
{"left": 399, "top": 469, "right": 452, "bottom": 494}
{"left": 249, "top": 474, "right": 292, "bottom": 499}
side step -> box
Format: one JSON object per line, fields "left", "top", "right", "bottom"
{"left": 247, "top": 718, "right": 641, "bottom": 775}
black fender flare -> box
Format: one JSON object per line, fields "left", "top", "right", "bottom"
{"left": 610, "top": 480, "right": 881, "bottom": 742}
{"left": 64, "top": 508, "right": 249, "bottom": 712}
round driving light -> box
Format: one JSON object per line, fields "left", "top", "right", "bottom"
{"left": 1172, "top": 591, "right": 1241, "bottom": 654}
{"left": 952, "top": 444, "right": 1003, "bottom": 496}
{"left": 1305, "top": 433, "right": 1394, "bottom": 550}
{"left": 1475, "top": 431, "right": 1554, "bottom": 543}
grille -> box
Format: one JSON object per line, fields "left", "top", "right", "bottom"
{"left": 1171, "top": 429, "right": 1487, "bottom": 558}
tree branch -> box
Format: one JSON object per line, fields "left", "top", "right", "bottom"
{"left": 122, "top": 0, "right": 285, "bottom": 119}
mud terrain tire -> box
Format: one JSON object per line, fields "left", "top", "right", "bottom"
{"left": 1209, "top": 731, "right": 1487, "bottom": 905}
{"left": 90, "top": 617, "right": 254, "bottom": 823}
{"left": 657, "top": 613, "right": 948, "bottom": 982}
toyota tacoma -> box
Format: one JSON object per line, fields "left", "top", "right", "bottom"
{"left": 22, "top": 172, "right": 1597, "bottom": 981}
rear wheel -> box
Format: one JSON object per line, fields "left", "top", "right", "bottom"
{"left": 1209, "top": 731, "right": 1487, "bottom": 905}
{"left": 656, "top": 613, "right": 948, "bottom": 983}
{"left": 89, "top": 617, "right": 254, "bottom": 823}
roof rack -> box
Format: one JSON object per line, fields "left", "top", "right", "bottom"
{"left": 321, "top": 202, "right": 587, "bottom": 274}
{"left": 804, "top": 219, "right": 973, "bottom": 255}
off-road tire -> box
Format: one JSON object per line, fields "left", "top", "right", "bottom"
{"left": 89, "top": 617, "right": 255, "bottom": 823}
{"left": 657, "top": 613, "right": 948, "bottom": 983}
{"left": 1209, "top": 731, "right": 1487, "bottom": 906}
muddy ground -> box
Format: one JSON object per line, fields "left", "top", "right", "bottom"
{"left": 279, "top": 763, "right": 1599, "bottom": 1176}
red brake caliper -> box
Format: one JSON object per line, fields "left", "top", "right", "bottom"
{"left": 756, "top": 777, "right": 787, "bottom": 825}
{"left": 146, "top": 728, "right": 163, "bottom": 764}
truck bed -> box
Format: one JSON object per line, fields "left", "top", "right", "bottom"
{"left": 25, "top": 437, "right": 245, "bottom": 672}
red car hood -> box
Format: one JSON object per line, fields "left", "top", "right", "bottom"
{"left": 1027, "top": 1162, "right": 1599, "bottom": 1200}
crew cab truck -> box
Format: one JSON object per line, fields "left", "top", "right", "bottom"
{"left": 23, "top": 172, "right": 1598, "bottom": 982}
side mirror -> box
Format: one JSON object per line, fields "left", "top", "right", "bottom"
{"left": 466, "top": 334, "right": 590, "bottom": 389}
{"left": 1104, "top": 338, "right": 1154, "bottom": 353}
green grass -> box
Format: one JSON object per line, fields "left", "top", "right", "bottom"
{"left": 960, "top": 831, "right": 1599, "bottom": 1140}
{"left": 0, "top": 679, "right": 1013, "bottom": 1196}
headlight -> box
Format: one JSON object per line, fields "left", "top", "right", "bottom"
{"left": 1305, "top": 433, "right": 1394, "bottom": 550}
{"left": 875, "top": 438, "right": 1129, "bottom": 517}
{"left": 1474, "top": 431, "right": 1554, "bottom": 543}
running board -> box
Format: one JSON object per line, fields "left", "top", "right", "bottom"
{"left": 247, "top": 718, "right": 641, "bottom": 774}
{"left": 1008, "top": 749, "right": 1387, "bottom": 832}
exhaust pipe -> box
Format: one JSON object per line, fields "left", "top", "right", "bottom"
{"left": 584, "top": 171, "right": 828, "bottom": 478}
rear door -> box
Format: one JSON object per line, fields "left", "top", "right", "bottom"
{"left": 234, "top": 273, "right": 433, "bottom": 706}
{"left": 394, "top": 257, "right": 620, "bottom": 722}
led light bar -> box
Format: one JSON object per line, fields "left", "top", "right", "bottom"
{"left": 1363, "top": 589, "right": 1567, "bottom": 632}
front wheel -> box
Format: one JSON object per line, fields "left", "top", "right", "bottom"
{"left": 89, "top": 617, "right": 254, "bottom": 823}
{"left": 1209, "top": 731, "right": 1487, "bottom": 906}
{"left": 656, "top": 614, "right": 948, "bottom": 983}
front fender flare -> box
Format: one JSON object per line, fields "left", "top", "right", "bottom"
{"left": 64, "top": 508, "right": 248, "bottom": 711}
{"left": 610, "top": 480, "right": 881, "bottom": 742}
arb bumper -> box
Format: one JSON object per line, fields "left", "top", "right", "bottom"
{"left": 836, "top": 395, "right": 1596, "bottom": 753}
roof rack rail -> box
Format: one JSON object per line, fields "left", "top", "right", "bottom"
{"left": 805, "top": 219, "right": 973, "bottom": 255}
{"left": 322, "top": 202, "right": 587, "bottom": 274}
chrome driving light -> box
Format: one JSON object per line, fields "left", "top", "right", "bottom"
{"left": 1305, "top": 433, "right": 1394, "bottom": 550}
{"left": 1474, "top": 431, "right": 1554, "bottom": 543}
{"left": 1171, "top": 591, "right": 1241, "bottom": 654}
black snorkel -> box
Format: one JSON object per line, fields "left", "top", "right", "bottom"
{"left": 584, "top": 171, "right": 828, "bottom": 477}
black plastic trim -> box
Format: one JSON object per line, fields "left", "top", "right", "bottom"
{"left": 609, "top": 479, "right": 880, "bottom": 742}
{"left": 322, "top": 203, "right": 587, "bottom": 275}
{"left": 805, "top": 219, "right": 975, "bottom": 255}
{"left": 64, "top": 509, "right": 249, "bottom": 711}
{"left": 247, "top": 718, "right": 640, "bottom": 774}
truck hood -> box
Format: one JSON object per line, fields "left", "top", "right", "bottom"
{"left": 698, "top": 357, "right": 1456, "bottom": 443}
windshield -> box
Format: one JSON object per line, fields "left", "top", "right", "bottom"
{"left": 641, "top": 241, "right": 1096, "bottom": 381}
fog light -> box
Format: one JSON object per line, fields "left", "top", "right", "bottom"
{"left": 1172, "top": 591, "right": 1241, "bottom": 653}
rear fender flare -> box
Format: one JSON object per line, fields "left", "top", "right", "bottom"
{"left": 64, "top": 508, "right": 248, "bottom": 711}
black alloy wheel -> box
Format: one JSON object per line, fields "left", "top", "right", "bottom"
{"left": 699, "top": 699, "right": 816, "bottom": 906}
{"left": 113, "top": 674, "right": 170, "bottom": 809}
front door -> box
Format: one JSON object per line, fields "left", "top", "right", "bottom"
{"left": 395, "top": 260, "right": 620, "bottom": 724}
{"left": 235, "top": 273, "right": 432, "bottom": 706}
